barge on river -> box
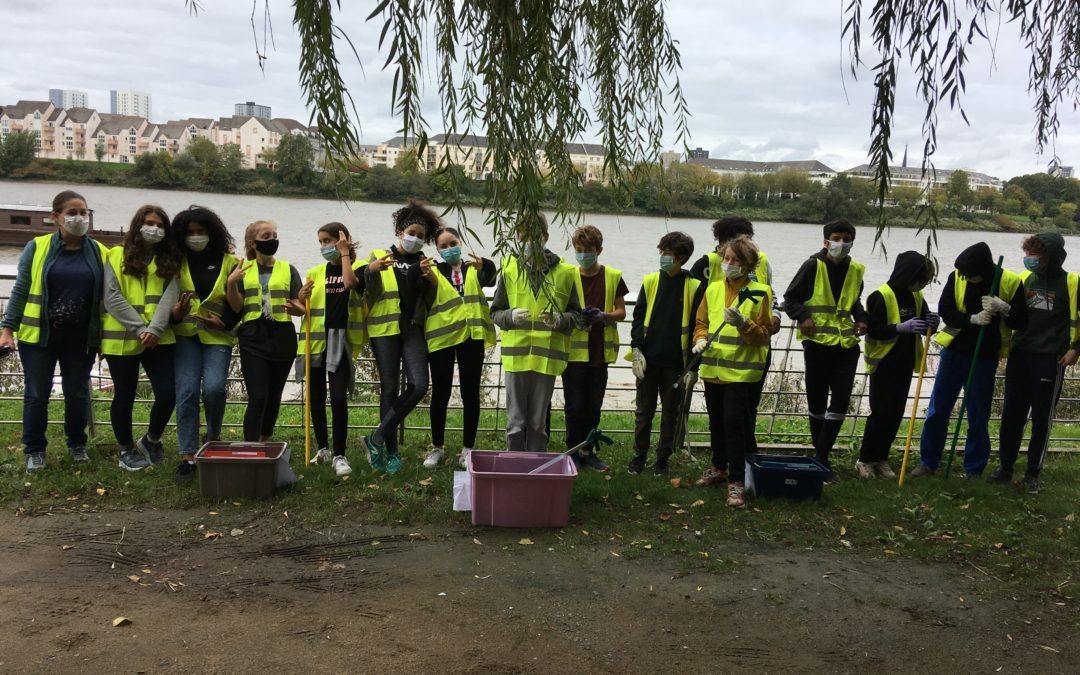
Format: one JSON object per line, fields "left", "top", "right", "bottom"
{"left": 0, "top": 203, "right": 125, "bottom": 247}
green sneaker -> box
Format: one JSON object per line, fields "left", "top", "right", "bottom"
{"left": 385, "top": 454, "right": 403, "bottom": 474}
{"left": 362, "top": 434, "right": 386, "bottom": 472}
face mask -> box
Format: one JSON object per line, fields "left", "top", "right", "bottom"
{"left": 254, "top": 239, "right": 279, "bottom": 256}
{"left": 659, "top": 255, "right": 676, "bottom": 272}
{"left": 440, "top": 245, "right": 462, "bottom": 265}
{"left": 62, "top": 214, "right": 90, "bottom": 237}
{"left": 321, "top": 244, "right": 341, "bottom": 262}
{"left": 521, "top": 241, "right": 544, "bottom": 259}
{"left": 400, "top": 234, "right": 424, "bottom": 254}
{"left": 721, "top": 262, "right": 743, "bottom": 279}
{"left": 909, "top": 282, "right": 927, "bottom": 292}
{"left": 185, "top": 235, "right": 209, "bottom": 252}
{"left": 576, "top": 251, "right": 598, "bottom": 269}
{"left": 827, "top": 241, "right": 852, "bottom": 259}
{"left": 141, "top": 225, "right": 166, "bottom": 245}
{"left": 1023, "top": 256, "right": 1041, "bottom": 272}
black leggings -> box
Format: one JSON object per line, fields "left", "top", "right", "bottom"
{"left": 310, "top": 361, "right": 352, "bottom": 455}
{"left": 240, "top": 350, "right": 293, "bottom": 441}
{"left": 859, "top": 354, "right": 912, "bottom": 463}
{"left": 106, "top": 347, "right": 176, "bottom": 447}
{"left": 803, "top": 341, "right": 860, "bottom": 466}
{"left": 704, "top": 381, "right": 753, "bottom": 483}
{"left": 999, "top": 350, "right": 1062, "bottom": 477}
{"left": 428, "top": 338, "right": 485, "bottom": 449}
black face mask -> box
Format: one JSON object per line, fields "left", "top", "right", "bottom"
{"left": 254, "top": 239, "right": 279, "bottom": 256}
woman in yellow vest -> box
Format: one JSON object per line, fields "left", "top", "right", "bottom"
{"left": 857, "top": 252, "right": 937, "bottom": 479}
{"left": 168, "top": 206, "right": 241, "bottom": 483}
{"left": 298, "top": 222, "right": 366, "bottom": 477}
{"left": 691, "top": 236, "right": 772, "bottom": 508}
{"left": 423, "top": 226, "right": 496, "bottom": 469}
{"left": 0, "top": 190, "right": 107, "bottom": 474}
{"left": 359, "top": 200, "right": 440, "bottom": 474}
{"left": 102, "top": 205, "right": 182, "bottom": 471}
{"left": 225, "top": 220, "right": 308, "bottom": 442}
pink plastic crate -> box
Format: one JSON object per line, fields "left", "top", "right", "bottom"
{"left": 468, "top": 451, "right": 578, "bottom": 527}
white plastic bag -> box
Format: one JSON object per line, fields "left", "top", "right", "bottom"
{"left": 452, "top": 470, "right": 472, "bottom": 511}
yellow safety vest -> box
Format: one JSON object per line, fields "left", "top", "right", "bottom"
{"left": 15, "top": 233, "right": 107, "bottom": 345}
{"left": 425, "top": 265, "right": 496, "bottom": 353}
{"left": 174, "top": 253, "right": 239, "bottom": 346}
{"left": 623, "top": 271, "right": 702, "bottom": 366}
{"left": 698, "top": 280, "right": 772, "bottom": 383}
{"left": 934, "top": 269, "right": 1023, "bottom": 359}
{"left": 365, "top": 248, "right": 402, "bottom": 338}
{"left": 862, "top": 284, "right": 925, "bottom": 374}
{"left": 298, "top": 261, "right": 368, "bottom": 356}
{"left": 569, "top": 265, "right": 622, "bottom": 364}
{"left": 707, "top": 250, "right": 769, "bottom": 285}
{"left": 101, "top": 247, "right": 177, "bottom": 355}
{"left": 1018, "top": 269, "right": 1080, "bottom": 346}
{"left": 499, "top": 256, "right": 579, "bottom": 376}
{"left": 802, "top": 258, "right": 865, "bottom": 349}
{"left": 241, "top": 259, "right": 292, "bottom": 323}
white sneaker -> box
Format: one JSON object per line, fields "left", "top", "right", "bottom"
{"left": 310, "top": 447, "right": 332, "bottom": 465}
{"left": 332, "top": 455, "right": 352, "bottom": 477}
{"left": 423, "top": 447, "right": 445, "bottom": 469}
{"left": 855, "top": 461, "right": 876, "bottom": 479}
{"left": 459, "top": 448, "right": 473, "bottom": 469}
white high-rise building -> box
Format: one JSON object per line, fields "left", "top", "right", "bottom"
{"left": 110, "top": 90, "right": 152, "bottom": 119}
{"left": 49, "top": 89, "right": 89, "bottom": 109}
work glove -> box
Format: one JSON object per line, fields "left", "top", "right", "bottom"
{"left": 723, "top": 307, "right": 747, "bottom": 329}
{"left": 582, "top": 306, "right": 605, "bottom": 326}
{"left": 679, "top": 368, "right": 698, "bottom": 392}
{"left": 924, "top": 313, "right": 941, "bottom": 331}
{"left": 970, "top": 310, "right": 994, "bottom": 326}
{"left": 631, "top": 348, "right": 647, "bottom": 381}
{"left": 981, "top": 295, "right": 1011, "bottom": 317}
{"left": 511, "top": 308, "right": 531, "bottom": 327}
{"left": 692, "top": 338, "right": 708, "bottom": 355}
{"left": 539, "top": 310, "right": 563, "bottom": 330}
{"left": 896, "top": 317, "right": 928, "bottom": 334}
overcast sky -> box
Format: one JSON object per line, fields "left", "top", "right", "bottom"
{"left": 3, "top": 0, "right": 1078, "bottom": 180}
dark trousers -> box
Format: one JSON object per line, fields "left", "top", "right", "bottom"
{"left": 19, "top": 329, "right": 94, "bottom": 454}
{"left": 704, "top": 381, "right": 753, "bottom": 482}
{"left": 999, "top": 350, "right": 1061, "bottom": 478}
{"left": 310, "top": 361, "right": 352, "bottom": 456}
{"left": 859, "top": 354, "right": 912, "bottom": 463}
{"left": 239, "top": 350, "right": 293, "bottom": 441}
{"left": 105, "top": 346, "right": 177, "bottom": 448}
{"left": 370, "top": 324, "right": 429, "bottom": 455}
{"left": 918, "top": 346, "right": 996, "bottom": 475}
{"left": 633, "top": 362, "right": 681, "bottom": 462}
{"left": 562, "top": 363, "right": 609, "bottom": 454}
{"left": 745, "top": 351, "right": 771, "bottom": 454}
{"left": 428, "top": 338, "right": 485, "bottom": 449}
{"left": 803, "top": 341, "right": 860, "bottom": 467}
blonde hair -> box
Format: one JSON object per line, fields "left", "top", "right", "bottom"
{"left": 244, "top": 220, "right": 277, "bottom": 260}
{"left": 724, "top": 234, "right": 760, "bottom": 271}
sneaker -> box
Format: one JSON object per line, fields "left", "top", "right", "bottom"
{"left": 823, "top": 471, "right": 839, "bottom": 484}
{"left": 650, "top": 460, "right": 669, "bottom": 476}
{"left": 423, "top": 447, "right": 445, "bottom": 469}
{"left": 1022, "top": 474, "right": 1040, "bottom": 494}
{"left": 118, "top": 447, "right": 150, "bottom": 472}
{"left": 580, "top": 453, "right": 609, "bottom": 472}
{"left": 136, "top": 434, "right": 165, "bottom": 466}
{"left": 332, "top": 455, "right": 353, "bottom": 477}
{"left": 726, "top": 481, "right": 746, "bottom": 508}
{"left": 695, "top": 467, "right": 728, "bottom": 487}
{"left": 458, "top": 449, "right": 472, "bottom": 469}
{"left": 855, "top": 461, "right": 876, "bottom": 479}
{"left": 874, "top": 462, "right": 896, "bottom": 479}
{"left": 385, "top": 454, "right": 403, "bottom": 475}
{"left": 68, "top": 446, "right": 90, "bottom": 465}
{"left": 909, "top": 464, "right": 936, "bottom": 478}
{"left": 362, "top": 434, "right": 386, "bottom": 472}
{"left": 26, "top": 451, "right": 46, "bottom": 474}
{"left": 627, "top": 456, "right": 647, "bottom": 475}
{"left": 309, "top": 447, "right": 332, "bottom": 465}
{"left": 174, "top": 460, "right": 197, "bottom": 484}
{"left": 987, "top": 467, "right": 1014, "bottom": 484}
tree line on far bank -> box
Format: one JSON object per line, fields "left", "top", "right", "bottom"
{"left": 0, "top": 128, "right": 1077, "bottom": 231}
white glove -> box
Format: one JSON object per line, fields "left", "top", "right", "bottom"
{"left": 631, "top": 348, "right": 647, "bottom": 381}
{"left": 679, "top": 369, "right": 698, "bottom": 392}
{"left": 724, "top": 307, "right": 747, "bottom": 329}
{"left": 539, "top": 310, "right": 561, "bottom": 329}
{"left": 970, "top": 310, "right": 994, "bottom": 326}
{"left": 981, "top": 295, "right": 1011, "bottom": 317}
{"left": 692, "top": 338, "right": 708, "bottom": 355}
{"left": 511, "top": 308, "right": 530, "bottom": 327}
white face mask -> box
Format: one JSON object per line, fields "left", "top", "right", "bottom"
{"left": 186, "top": 235, "right": 210, "bottom": 252}
{"left": 721, "top": 262, "right": 744, "bottom": 279}
{"left": 400, "top": 233, "right": 423, "bottom": 254}
{"left": 141, "top": 225, "right": 166, "bottom": 245}
{"left": 827, "top": 241, "right": 852, "bottom": 260}
{"left": 62, "top": 214, "right": 90, "bottom": 237}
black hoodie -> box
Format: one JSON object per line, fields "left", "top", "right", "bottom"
{"left": 1012, "top": 233, "right": 1078, "bottom": 355}
{"left": 938, "top": 242, "right": 1027, "bottom": 359}
{"left": 866, "top": 251, "right": 932, "bottom": 371}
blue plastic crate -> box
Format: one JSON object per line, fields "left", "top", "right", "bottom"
{"left": 745, "top": 453, "right": 829, "bottom": 500}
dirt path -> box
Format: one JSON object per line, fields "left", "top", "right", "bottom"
{"left": 0, "top": 508, "right": 1076, "bottom": 674}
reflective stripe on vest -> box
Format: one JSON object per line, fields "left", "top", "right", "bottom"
{"left": 101, "top": 248, "right": 176, "bottom": 355}
{"left": 1016, "top": 269, "right": 1080, "bottom": 347}
{"left": 499, "top": 256, "right": 578, "bottom": 376}
{"left": 698, "top": 280, "right": 771, "bottom": 382}
{"left": 365, "top": 248, "right": 402, "bottom": 338}
{"left": 16, "top": 234, "right": 107, "bottom": 345}
{"left": 241, "top": 259, "right": 292, "bottom": 323}
{"left": 863, "top": 284, "right": 925, "bottom": 374}
{"left": 622, "top": 271, "right": 701, "bottom": 366}
{"left": 803, "top": 258, "right": 864, "bottom": 349}
{"left": 934, "top": 269, "right": 1023, "bottom": 359}
{"left": 569, "top": 266, "right": 622, "bottom": 363}
{"left": 175, "top": 254, "right": 238, "bottom": 346}
{"left": 707, "top": 250, "right": 769, "bottom": 286}
{"left": 298, "top": 261, "right": 368, "bottom": 356}
{"left": 425, "top": 266, "right": 495, "bottom": 352}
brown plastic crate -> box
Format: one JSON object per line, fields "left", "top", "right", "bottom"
{"left": 195, "top": 442, "right": 287, "bottom": 498}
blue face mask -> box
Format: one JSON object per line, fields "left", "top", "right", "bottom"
{"left": 440, "top": 245, "right": 462, "bottom": 265}
{"left": 659, "top": 255, "right": 676, "bottom": 272}
{"left": 1023, "top": 256, "right": 1041, "bottom": 272}
{"left": 321, "top": 245, "right": 340, "bottom": 261}
{"left": 576, "top": 251, "right": 598, "bottom": 268}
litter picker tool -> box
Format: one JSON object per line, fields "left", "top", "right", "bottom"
{"left": 303, "top": 292, "right": 312, "bottom": 465}
{"left": 1034, "top": 364, "right": 1067, "bottom": 475}
{"left": 898, "top": 327, "right": 934, "bottom": 486}
{"left": 943, "top": 256, "right": 1004, "bottom": 479}
{"left": 527, "top": 428, "right": 613, "bottom": 474}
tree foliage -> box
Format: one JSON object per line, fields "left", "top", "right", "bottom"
{"left": 275, "top": 133, "right": 315, "bottom": 186}
{"left": 0, "top": 130, "right": 39, "bottom": 177}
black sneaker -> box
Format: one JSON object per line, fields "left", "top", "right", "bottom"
{"left": 627, "top": 456, "right": 647, "bottom": 475}
{"left": 174, "top": 460, "right": 198, "bottom": 484}
{"left": 118, "top": 447, "right": 150, "bottom": 472}
{"left": 68, "top": 446, "right": 90, "bottom": 465}
{"left": 1022, "top": 474, "right": 1040, "bottom": 494}
{"left": 136, "top": 434, "right": 165, "bottom": 465}
{"left": 650, "top": 460, "right": 670, "bottom": 476}
{"left": 909, "top": 464, "right": 936, "bottom": 478}
{"left": 580, "top": 453, "right": 609, "bottom": 472}
{"left": 987, "top": 467, "right": 1013, "bottom": 483}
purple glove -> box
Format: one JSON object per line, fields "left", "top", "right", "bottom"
{"left": 896, "top": 317, "right": 929, "bottom": 334}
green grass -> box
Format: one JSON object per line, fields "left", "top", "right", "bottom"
{"left": 2, "top": 399, "right": 1078, "bottom": 594}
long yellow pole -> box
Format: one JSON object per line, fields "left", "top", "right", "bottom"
{"left": 304, "top": 292, "right": 312, "bottom": 465}
{"left": 898, "top": 329, "right": 934, "bottom": 486}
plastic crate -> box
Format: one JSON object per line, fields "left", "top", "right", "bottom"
{"left": 195, "top": 442, "right": 287, "bottom": 498}
{"left": 745, "top": 453, "right": 829, "bottom": 500}
{"left": 468, "top": 451, "right": 578, "bottom": 527}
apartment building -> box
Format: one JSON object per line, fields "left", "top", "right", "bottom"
{"left": 93, "top": 114, "right": 153, "bottom": 164}
{"left": 49, "top": 89, "right": 88, "bottom": 110}
{"left": 110, "top": 90, "right": 152, "bottom": 119}
{"left": 0, "top": 100, "right": 56, "bottom": 153}
{"left": 843, "top": 164, "right": 1003, "bottom": 191}
{"left": 687, "top": 156, "right": 838, "bottom": 184}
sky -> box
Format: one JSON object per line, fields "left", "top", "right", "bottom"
{"left": 2, "top": 0, "right": 1078, "bottom": 181}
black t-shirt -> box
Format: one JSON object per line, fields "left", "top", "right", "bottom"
{"left": 46, "top": 248, "right": 94, "bottom": 328}
{"left": 322, "top": 263, "right": 350, "bottom": 330}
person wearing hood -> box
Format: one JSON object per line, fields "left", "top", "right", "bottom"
{"left": 489, "top": 212, "right": 583, "bottom": 453}
{"left": 857, "top": 252, "right": 938, "bottom": 478}
{"left": 783, "top": 219, "right": 868, "bottom": 480}
{"left": 911, "top": 242, "right": 1027, "bottom": 478}
{"left": 992, "top": 233, "right": 1079, "bottom": 492}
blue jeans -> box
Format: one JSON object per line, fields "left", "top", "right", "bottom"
{"left": 919, "top": 347, "right": 997, "bottom": 475}
{"left": 19, "top": 330, "right": 95, "bottom": 454}
{"left": 174, "top": 335, "right": 232, "bottom": 456}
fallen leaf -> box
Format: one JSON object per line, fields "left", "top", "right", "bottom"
{"left": 610, "top": 551, "right": 621, "bottom": 557}
{"left": 840, "top": 539, "right": 853, "bottom": 548}
{"left": 1065, "top": 513, "right": 1076, "bottom": 523}
{"left": 127, "top": 575, "right": 141, "bottom": 583}
{"left": 418, "top": 477, "right": 433, "bottom": 486}
{"left": 141, "top": 568, "right": 151, "bottom": 574}
{"left": 518, "top": 538, "right": 534, "bottom": 545}
{"left": 993, "top": 543, "right": 1005, "bottom": 550}
{"left": 884, "top": 549, "right": 897, "bottom": 555}
{"left": 691, "top": 499, "right": 705, "bottom": 508}
{"left": 437, "top": 592, "right": 447, "bottom": 597}
{"left": 95, "top": 487, "right": 107, "bottom": 496}
{"left": 208, "top": 511, "right": 219, "bottom": 516}
{"left": 1039, "top": 645, "right": 1060, "bottom": 653}
{"left": 659, "top": 512, "right": 671, "bottom": 522}
{"left": 203, "top": 531, "right": 222, "bottom": 540}
{"left": 697, "top": 586, "right": 703, "bottom": 592}
{"left": 232, "top": 501, "right": 241, "bottom": 506}
{"left": 669, "top": 477, "right": 682, "bottom": 488}
{"left": 367, "top": 483, "right": 379, "bottom": 489}
{"left": 643, "top": 544, "right": 652, "bottom": 550}
{"left": 230, "top": 528, "right": 244, "bottom": 537}
{"left": 112, "top": 617, "right": 131, "bottom": 627}
{"left": 676, "top": 509, "right": 688, "bottom": 515}
{"left": 472, "top": 538, "right": 483, "bottom": 545}
{"left": 635, "top": 494, "right": 644, "bottom": 501}
{"left": 581, "top": 530, "right": 589, "bottom": 536}
{"left": 341, "top": 475, "right": 350, "bottom": 481}
{"left": 61, "top": 544, "right": 76, "bottom": 551}
{"left": 839, "top": 526, "right": 847, "bottom": 536}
